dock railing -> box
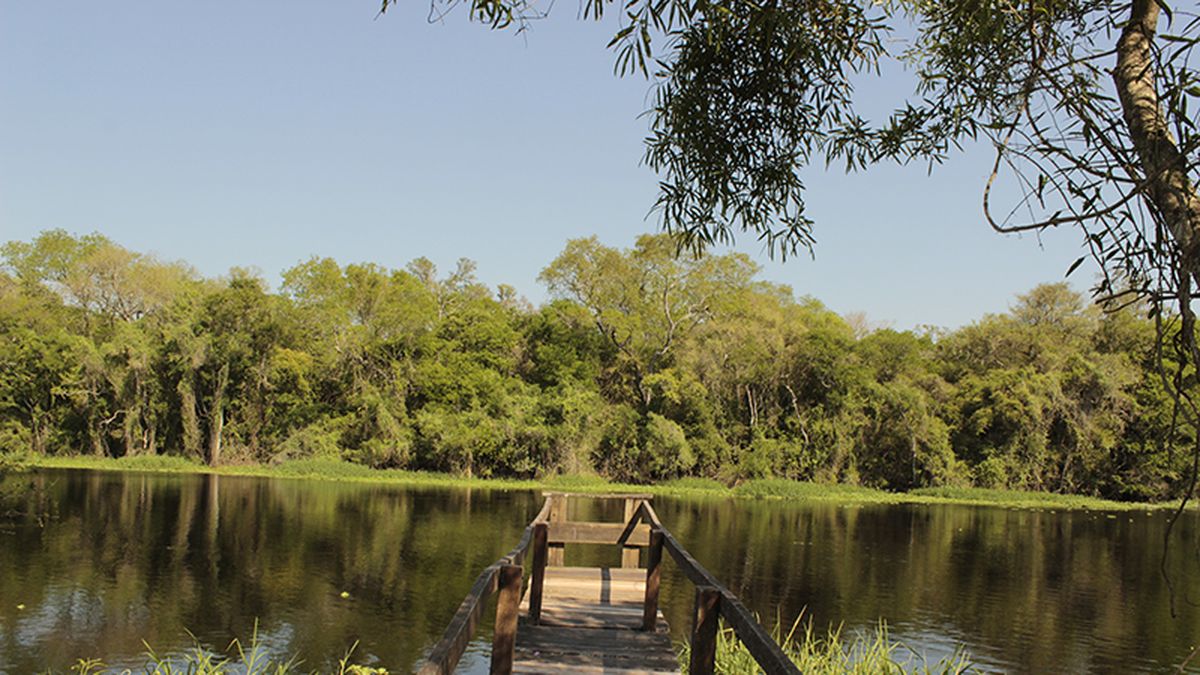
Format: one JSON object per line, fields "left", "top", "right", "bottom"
{"left": 416, "top": 492, "right": 800, "bottom": 675}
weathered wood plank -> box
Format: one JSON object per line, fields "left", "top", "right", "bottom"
{"left": 641, "top": 503, "right": 800, "bottom": 675}
{"left": 538, "top": 567, "right": 647, "bottom": 582}
{"left": 511, "top": 658, "right": 676, "bottom": 667}
{"left": 530, "top": 605, "right": 666, "bottom": 627}
{"left": 548, "top": 521, "right": 651, "bottom": 546}
{"left": 515, "top": 625, "right": 677, "bottom": 655}
{"left": 541, "top": 492, "right": 654, "bottom": 500}
{"left": 547, "top": 493, "right": 566, "bottom": 566}
{"left": 513, "top": 625, "right": 679, "bottom": 674}
{"left": 528, "top": 522, "right": 548, "bottom": 623}
{"left": 643, "top": 528, "right": 664, "bottom": 631}
{"left": 415, "top": 565, "right": 498, "bottom": 675}
{"left": 528, "top": 566, "right": 648, "bottom": 608}
{"left": 689, "top": 586, "right": 720, "bottom": 675}
{"left": 622, "top": 498, "right": 642, "bottom": 568}
{"left": 518, "top": 565, "right": 670, "bottom": 632}
{"left": 514, "top": 655, "right": 678, "bottom": 675}
{"left": 490, "top": 564, "right": 523, "bottom": 675}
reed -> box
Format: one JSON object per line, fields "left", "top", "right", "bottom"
{"left": 59, "top": 624, "right": 386, "bottom": 675}
{"left": 677, "top": 615, "right": 974, "bottom": 675}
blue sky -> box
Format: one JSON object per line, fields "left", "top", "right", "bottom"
{"left": 0, "top": 0, "right": 1090, "bottom": 329}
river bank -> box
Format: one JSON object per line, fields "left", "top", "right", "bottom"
{"left": 14, "top": 454, "right": 1185, "bottom": 512}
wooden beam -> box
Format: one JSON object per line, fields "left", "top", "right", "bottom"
{"left": 490, "top": 564, "right": 523, "bottom": 675}
{"left": 529, "top": 522, "right": 548, "bottom": 624}
{"left": 417, "top": 566, "right": 499, "bottom": 675}
{"left": 642, "top": 528, "right": 664, "bottom": 631}
{"left": 717, "top": 590, "right": 799, "bottom": 675}
{"left": 541, "top": 491, "right": 654, "bottom": 500}
{"left": 689, "top": 586, "right": 721, "bottom": 675}
{"left": 547, "top": 521, "right": 651, "bottom": 546}
{"left": 621, "top": 498, "right": 642, "bottom": 568}
{"left": 647, "top": 502, "right": 800, "bottom": 675}
{"left": 548, "top": 493, "right": 566, "bottom": 566}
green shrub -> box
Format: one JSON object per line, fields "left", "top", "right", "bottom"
{"left": 642, "top": 413, "right": 695, "bottom": 479}
{"left": 0, "top": 421, "right": 30, "bottom": 455}
{"left": 277, "top": 418, "right": 348, "bottom": 462}
{"left": 971, "top": 456, "right": 1012, "bottom": 490}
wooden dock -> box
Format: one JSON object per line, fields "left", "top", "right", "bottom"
{"left": 513, "top": 566, "right": 677, "bottom": 674}
{"left": 416, "top": 493, "right": 799, "bottom": 675}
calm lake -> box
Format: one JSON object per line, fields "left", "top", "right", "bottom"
{"left": 1, "top": 469, "right": 1198, "bottom": 673}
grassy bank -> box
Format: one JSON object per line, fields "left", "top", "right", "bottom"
{"left": 13, "top": 453, "right": 1184, "bottom": 512}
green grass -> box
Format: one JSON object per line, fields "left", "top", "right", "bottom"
{"left": 58, "top": 624, "right": 386, "bottom": 675}
{"left": 678, "top": 617, "right": 974, "bottom": 675}
{"left": 21, "top": 453, "right": 1186, "bottom": 511}
{"left": 906, "top": 486, "right": 1140, "bottom": 510}
{"left": 58, "top": 618, "right": 971, "bottom": 674}
{"left": 662, "top": 476, "right": 728, "bottom": 492}
{"left": 733, "top": 478, "right": 899, "bottom": 502}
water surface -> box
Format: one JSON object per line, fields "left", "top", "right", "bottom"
{"left": 0, "top": 469, "right": 1196, "bottom": 673}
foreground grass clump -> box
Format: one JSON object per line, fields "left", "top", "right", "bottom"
{"left": 64, "top": 628, "right": 385, "bottom": 675}
{"left": 678, "top": 618, "right": 973, "bottom": 675}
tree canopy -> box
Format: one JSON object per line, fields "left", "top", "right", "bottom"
{"left": 1, "top": 231, "right": 1192, "bottom": 500}
{"left": 380, "top": 0, "right": 1200, "bottom": 502}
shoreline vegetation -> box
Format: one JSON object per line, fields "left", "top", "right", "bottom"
{"left": 18, "top": 454, "right": 1185, "bottom": 512}
{"left": 5, "top": 231, "right": 1199, "bottom": 508}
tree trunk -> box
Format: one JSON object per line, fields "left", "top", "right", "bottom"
{"left": 1114, "top": 0, "right": 1200, "bottom": 275}
{"left": 748, "top": 385, "right": 758, "bottom": 428}
{"left": 29, "top": 413, "right": 44, "bottom": 455}
{"left": 88, "top": 407, "right": 106, "bottom": 456}
{"left": 123, "top": 411, "right": 137, "bottom": 458}
{"left": 207, "top": 362, "right": 229, "bottom": 466}
{"left": 783, "top": 383, "right": 810, "bottom": 445}
{"left": 179, "top": 372, "right": 202, "bottom": 460}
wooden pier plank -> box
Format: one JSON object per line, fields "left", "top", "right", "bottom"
{"left": 513, "top": 565, "right": 679, "bottom": 673}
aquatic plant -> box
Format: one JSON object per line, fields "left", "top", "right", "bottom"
{"left": 678, "top": 616, "right": 974, "bottom": 675}
{"left": 59, "top": 628, "right": 386, "bottom": 675}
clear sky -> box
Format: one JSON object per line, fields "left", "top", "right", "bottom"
{"left": 0, "top": 0, "right": 1091, "bottom": 330}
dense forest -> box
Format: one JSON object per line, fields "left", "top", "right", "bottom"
{"left": 0, "top": 230, "right": 1190, "bottom": 500}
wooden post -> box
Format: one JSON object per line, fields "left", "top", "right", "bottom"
{"left": 642, "top": 528, "right": 664, "bottom": 631}
{"left": 622, "top": 498, "right": 641, "bottom": 568}
{"left": 689, "top": 586, "right": 720, "bottom": 675}
{"left": 548, "top": 493, "right": 566, "bottom": 566}
{"left": 529, "top": 522, "right": 548, "bottom": 624}
{"left": 490, "top": 564, "right": 523, "bottom": 675}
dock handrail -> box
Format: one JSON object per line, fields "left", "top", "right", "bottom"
{"left": 416, "top": 497, "right": 553, "bottom": 675}
{"left": 634, "top": 499, "right": 799, "bottom": 675}
{"left": 416, "top": 492, "right": 800, "bottom": 675}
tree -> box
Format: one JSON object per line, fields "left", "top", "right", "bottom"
{"left": 385, "top": 0, "right": 1200, "bottom": 501}
{"left": 540, "top": 234, "right": 756, "bottom": 410}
